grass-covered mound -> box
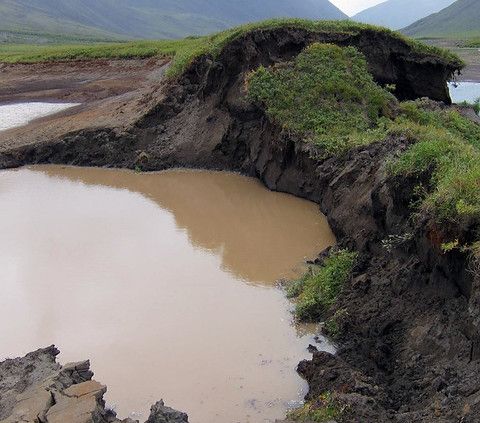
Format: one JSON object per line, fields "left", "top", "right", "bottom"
{"left": 246, "top": 41, "right": 480, "bottom": 255}
{"left": 0, "top": 19, "right": 462, "bottom": 77}
{"left": 465, "top": 38, "right": 480, "bottom": 48}
{"left": 247, "top": 43, "right": 395, "bottom": 155}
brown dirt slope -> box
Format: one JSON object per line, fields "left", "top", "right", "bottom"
{"left": 0, "top": 58, "right": 169, "bottom": 153}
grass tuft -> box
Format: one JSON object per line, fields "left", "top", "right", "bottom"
{"left": 460, "top": 99, "right": 480, "bottom": 115}
{"left": 287, "top": 392, "right": 342, "bottom": 422}
{"left": 324, "top": 308, "right": 349, "bottom": 339}
{"left": 464, "top": 38, "right": 480, "bottom": 48}
{"left": 288, "top": 249, "right": 358, "bottom": 321}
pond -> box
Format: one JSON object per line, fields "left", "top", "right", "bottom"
{"left": 0, "top": 165, "right": 336, "bottom": 423}
{"left": 0, "top": 102, "right": 80, "bottom": 131}
{"left": 449, "top": 81, "right": 480, "bottom": 105}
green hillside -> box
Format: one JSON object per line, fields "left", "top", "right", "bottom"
{"left": 403, "top": 0, "right": 480, "bottom": 38}
{"left": 352, "top": 0, "right": 454, "bottom": 30}
{"left": 0, "top": 0, "right": 347, "bottom": 41}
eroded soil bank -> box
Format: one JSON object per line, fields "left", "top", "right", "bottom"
{"left": 0, "top": 26, "right": 479, "bottom": 423}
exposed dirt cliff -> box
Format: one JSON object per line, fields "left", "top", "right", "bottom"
{"left": 0, "top": 26, "right": 477, "bottom": 423}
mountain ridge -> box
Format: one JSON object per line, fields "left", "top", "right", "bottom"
{"left": 352, "top": 0, "right": 455, "bottom": 30}
{"left": 403, "top": 0, "right": 480, "bottom": 38}
{"left": 0, "top": 0, "right": 348, "bottom": 40}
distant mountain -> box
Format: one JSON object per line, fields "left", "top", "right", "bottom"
{"left": 352, "top": 0, "right": 455, "bottom": 30}
{"left": 403, "top": 0, "right": 480, "bottom": 38}
{"left": 0, "top": 0, "right": 348, "bottom": 41}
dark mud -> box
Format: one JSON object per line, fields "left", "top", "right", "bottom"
{"left": 0, "top": 26, "right": 478, "bottom": 422}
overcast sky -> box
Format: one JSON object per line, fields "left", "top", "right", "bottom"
{"left": 330, "top": 0, "right": 386, "bottom": 16}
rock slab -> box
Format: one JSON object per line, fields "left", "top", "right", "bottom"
{"left": 0, "top": 347, "right": 188, "bottom": 423}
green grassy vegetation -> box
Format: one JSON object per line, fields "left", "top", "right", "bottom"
{"left": 0, "top": 37, "right": 207, "bottom": 77}
{"left": 287, "top": 392, "right": 342, "bottom": 422}
{"left": 287, "top": 249, "right": 358, "bottom": 321}
{"left": 0, "top": 19, "right": 462, "bottom": 77}
{"left": 247, "top": 42, "right": 396, "bottom": 156}
{"left": 403, "top": 0, "right": 480, "bottom": 40}
{"left": 413, "top": 31, "right": 480, "bottom": 41}
{"left": 388, "top": 101, "right": 480, "bottom": 225}
{"left": 324, "top": 308, "right": 349, "bottom": 339}
{"left": 0, "top": 29, "right": 121, "bottom": 44}
{"left": 464, "top": 38, "right": 480, "bottom": 48}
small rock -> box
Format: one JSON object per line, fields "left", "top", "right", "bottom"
{"left": 145, "top": 400, "right": 189, "bottom": 423}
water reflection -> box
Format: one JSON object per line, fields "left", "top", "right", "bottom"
{"left": 36, "top": 166, "right": 336, "bottom": 285}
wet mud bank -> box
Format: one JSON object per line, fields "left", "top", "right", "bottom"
{"left": 0, "top": 27, "right": 478, "bottom": 422}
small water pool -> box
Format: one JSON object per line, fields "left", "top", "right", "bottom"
{"left": 0, "top": 102, "right": 80, "bottom": 131}
{"left": 448, "top": 81, "right": 480, "bottom": 105}
{"left": 0, "top": 165, "right": 336, "bottom": 423}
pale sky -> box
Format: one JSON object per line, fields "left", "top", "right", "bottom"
{"left": 330, "top": 0, "right": 386, "bottom": 16}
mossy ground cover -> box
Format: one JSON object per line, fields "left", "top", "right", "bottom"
{"left": 0, "top": 18, "right": 462, "bottom": 77}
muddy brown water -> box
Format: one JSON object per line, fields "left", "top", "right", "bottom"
{"left": 0, "top": 165, "right": 336, "bottom": 423}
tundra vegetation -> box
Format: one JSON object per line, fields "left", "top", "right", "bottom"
{"left": 247, "top": 43, "right": 396, "bottom": 155}
{"left": 0, "top": 19, "right": 462, "bottom": 77}
{"left": 464, "top": 38, "right": 480, "bottom": 47}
